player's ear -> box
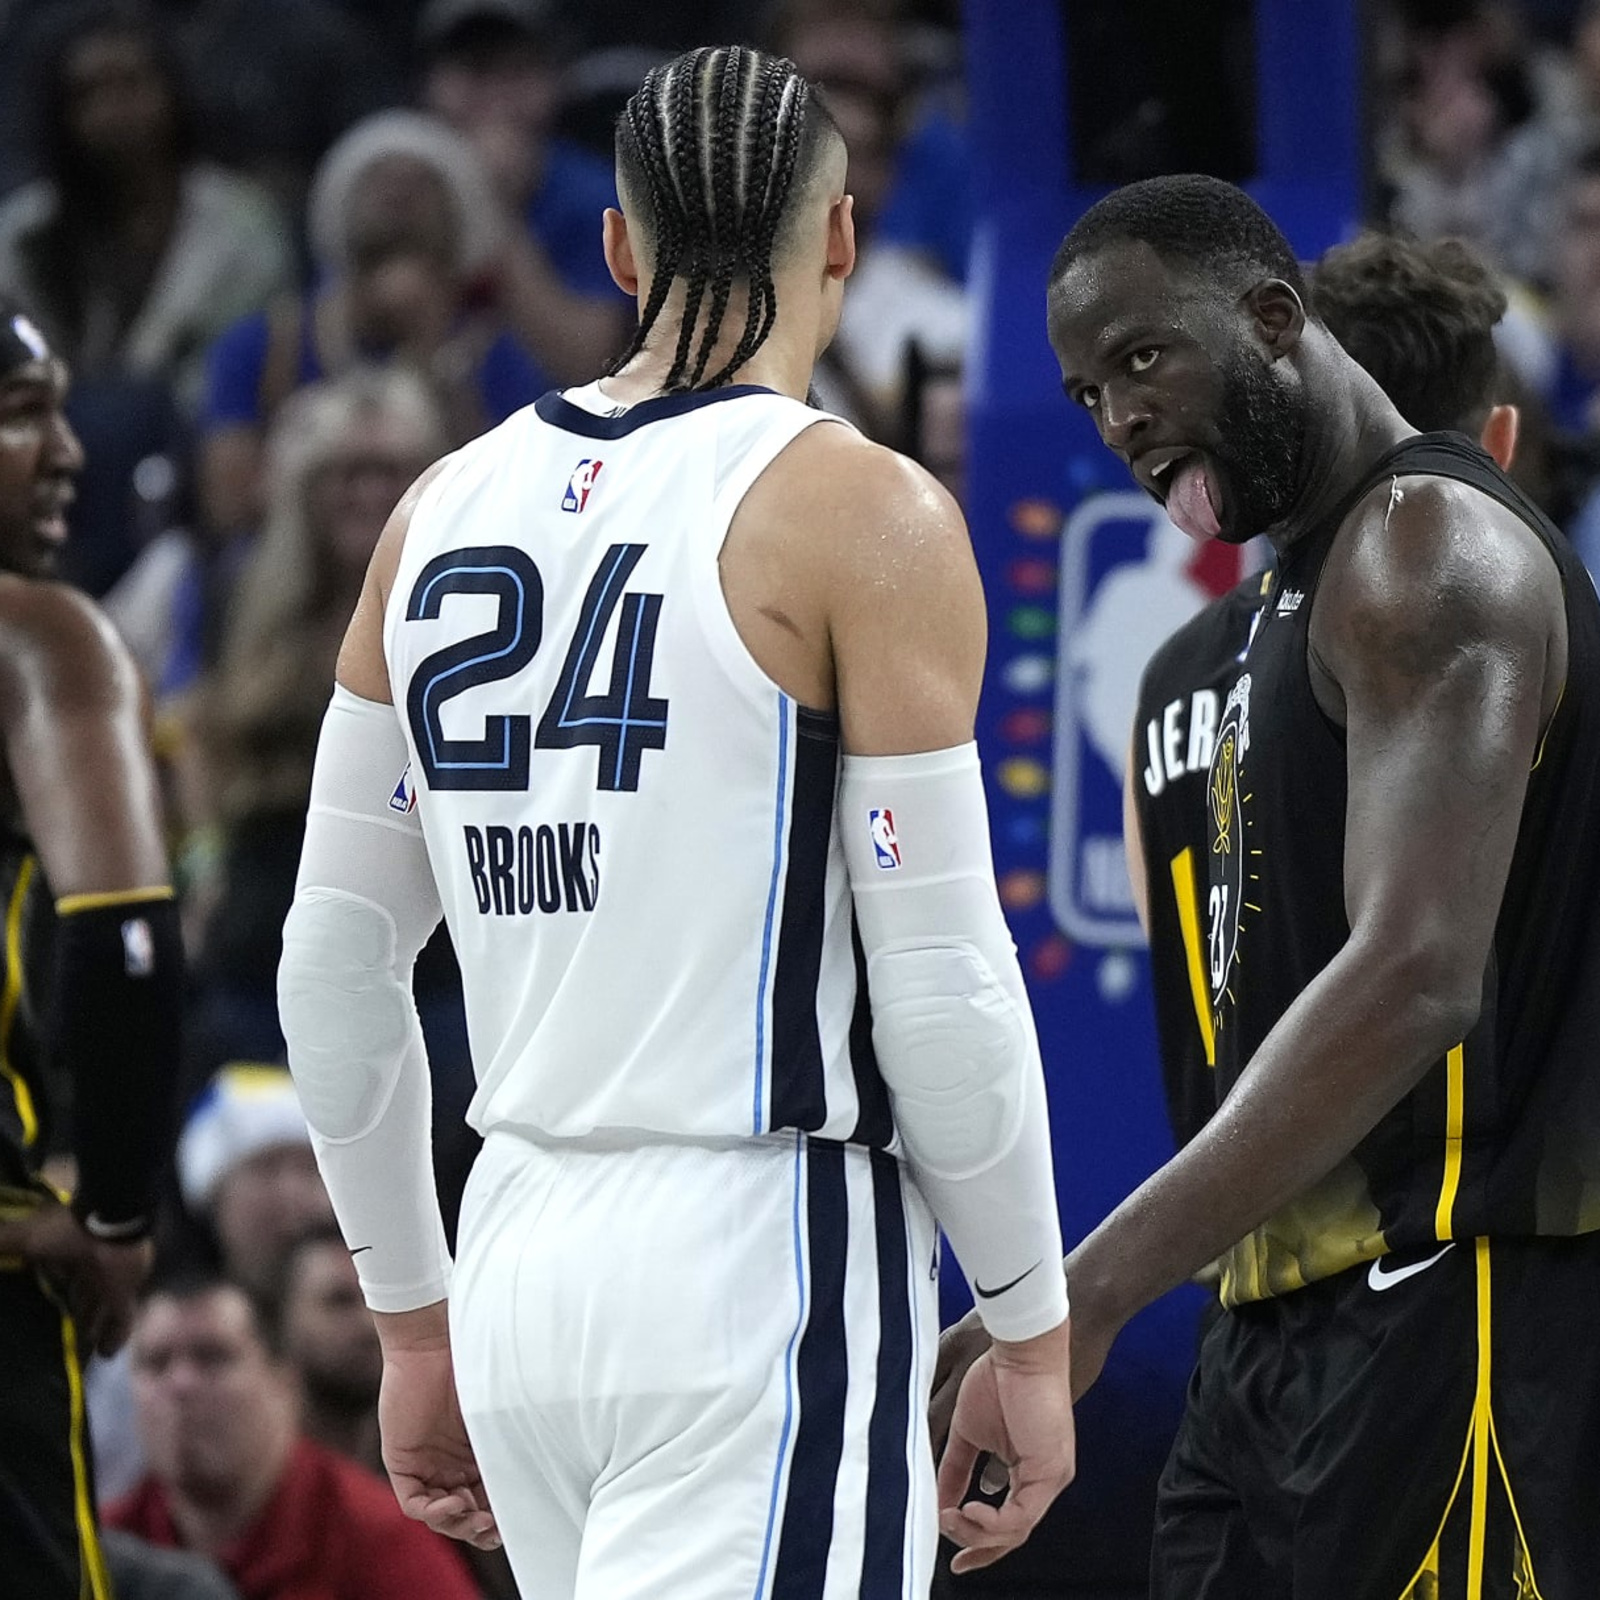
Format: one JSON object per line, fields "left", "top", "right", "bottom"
{"left": 1246, "top": 278, "right": 1306, "bottom": 358}
{"left": 603, "top": 208, "right": 641, "bottom": 299}
{"left": 827, "top": 192, "right": 856, "bottom": 284}
{"left": 1480, "top": 403, "right": 1520, "bottom": 471}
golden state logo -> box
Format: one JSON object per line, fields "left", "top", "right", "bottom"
{"left": 1206, "top": 672, "right": 1256, "bottom": 1016}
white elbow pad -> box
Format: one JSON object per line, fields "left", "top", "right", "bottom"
{"left": 279, "top": 888, "right": 411, "bottom": 1142}
{"left": 278, "top": 686, "right": 451, "bottom": 1314}
{"left": 842, "top": 743, "right": 1067, "bottom": 1342}
{"left": 865, "top": 939, "right": 1027, "bottom": 1180}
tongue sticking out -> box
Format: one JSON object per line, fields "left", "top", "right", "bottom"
{"left": 1164, "top": 456, "right": 1221, "bottom": 541}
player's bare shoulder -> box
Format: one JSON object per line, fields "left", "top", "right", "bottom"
{"left": 744, "top": 423, "right": 975, "bottom": 607}
{"left": 1311, "top": 471, "right": 1565, "bottom": 719}
{"left": 0, "top": 575, "right": 139, "bottom": 722}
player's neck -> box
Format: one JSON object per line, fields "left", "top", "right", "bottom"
{"left": 1266, "top": 339, "right": 1414, "bottom": 556}
{"left": 165, "top": 1439, "right": 290, "bottom": 1555}
{"left": 602, "top": 288, "right": 820, "bottom": 405}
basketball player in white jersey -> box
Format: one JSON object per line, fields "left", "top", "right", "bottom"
{"left": 278, "top": 45, "right": 1074, "bottom": 1598}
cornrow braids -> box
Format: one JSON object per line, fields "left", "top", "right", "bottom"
{"left": 619, "top": 93, "right": 683, "bottom": 371}
{"left": 705, "top": 70, "right": 807, "bottom": 390}
{"left": 687, "top": 47, "right": 748, "bottom": 388}
{"left": 664, "top": 52, "right": 711, "bottom": 389}
{"left": 610, "top": 45, "right": 839, "bottom": 392}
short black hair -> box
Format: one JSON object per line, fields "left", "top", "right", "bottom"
{"left": 138, "top": 1263, "right": 287, "bottom": 1360}
{"left": 1049, "top": 173, "right": 1307, "bottom": 300}
{"left": 1310, "top": 232, "right": 1506, "bottom": 432}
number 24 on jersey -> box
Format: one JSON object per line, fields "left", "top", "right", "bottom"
{"left": 403, "top": 543, "right": 669, "bottom": 794}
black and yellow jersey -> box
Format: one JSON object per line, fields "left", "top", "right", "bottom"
{"left": 0, "top": 819, "right": 57, "bottom": 1196}
{"left": 1132, "top": 570, "right": 1269, "bottom": 1153}
{"left": 1207, "top": 432, "right": 1600, "bottom": 1306}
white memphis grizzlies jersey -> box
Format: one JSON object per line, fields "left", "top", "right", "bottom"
{"left": 384, "top": 383, "right": 896, "bottom": 1150}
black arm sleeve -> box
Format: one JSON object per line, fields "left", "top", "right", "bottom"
{"left": 53, "top": 894, "right": 184, "bottom": 1238}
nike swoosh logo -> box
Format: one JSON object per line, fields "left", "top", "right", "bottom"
{"left": 348, "top": 1246, "right": 373, "bottom": 1257}
{"left": 1367, "top": 1244, "right": 1453, "bottom": 1293}
{"left": 974, "top": 1261, "right": 1041, "bottom": 1300}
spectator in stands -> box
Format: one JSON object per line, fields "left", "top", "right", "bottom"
{"left": 174, "top": 0, "right": 404, "bottom": 240}
{"left": 197, "top": 111, "right": 533, "bottom": 541}
{"left": 1376, "top": 2, "right": 1569, "bottom": 284}
{"left": 108, "top": 1271, "right": 480, "bottom": 1600}
{"left": 417, "top": 0, "right": 629, "bottom": 379}
{"left": 0, "top": 4, "right": 291, "bottom": 597}
{"left": 0, "top": 3, "right": 293, "bottom": 414}
{"left": 176, "top": 1067, "right": 335, "bottom": 1299}
{"left": 1532, "top": 143, "right": 1600, "bottom": 434}
{"left": 776, "top": 8, "right": 967, "bottom": 437}
{"left": 90, "top": 1066, "right": 335, "bottom": 1506}
{"left": 182, "top": 372, "right": 447, "bottom": 1068}
{"left": 277, "top": 1225, "right": 383, "bottom": 1476}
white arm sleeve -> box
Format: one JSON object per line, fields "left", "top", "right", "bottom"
{"left": 841, "top": 742, "right": 1068, "bottom": 1343}
{"left": 278, "top": 686, "right": 452, "bottom": 1314}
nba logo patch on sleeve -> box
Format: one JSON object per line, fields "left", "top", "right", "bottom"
{"left": 389, "top": 764, "right": 418, "bottom": 815}
{"left": 869, "top": 808, "right": 902, "bottom": 869}
{"left": 561, "top": 458, "right": 604, "bottom": 513}
{"left": 121, "top": 917, "right": 155, "bottom": 977}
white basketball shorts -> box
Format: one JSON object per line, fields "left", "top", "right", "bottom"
{"left": 450, "top": 1128, "right": 941, "bottom": 1600}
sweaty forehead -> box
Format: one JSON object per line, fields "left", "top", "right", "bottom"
{"left": 1048, "top": 239, "right": 1224, "bottom": 359}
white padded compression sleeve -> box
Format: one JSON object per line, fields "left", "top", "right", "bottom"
{"left": 841, "top": 743, "right": 1067, "bottom": 1342}
{"left": 278, "top": 686, "right": 452, "bottom": 1314}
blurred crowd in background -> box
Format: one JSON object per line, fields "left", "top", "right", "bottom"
{"left": 6, "top": 0, "right": 1600, "bottom": 1594}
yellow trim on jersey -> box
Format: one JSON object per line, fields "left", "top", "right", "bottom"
{"left": 58, "top": 1307, "right": 111, "bottom": 1600}
{"left": 1488, "top": 1410, "right": 1547, "bottom": 1598}
{"left": 1169, "top": 848, "right": 1215, "bottom": 1068}
{"left": 0, "top": 855, "right": 38, "bottom": 1147}
{"left": 54, "top": 884, "right": 174, "bottom": 916}
{"left": 1529, "top": 680, "right": 1564, "bottom": 774}
{"left": 1434, "top": 1044, "right": 1466, "bottom": 1241}
{"left": 1396, "top": 1418, "right": 1473, "bottom": 1597}
{"left": 1466, "top": 1238, "right": 1492, "bottom": 1595}
{"left": 1393, "top": 1241, "right": 1545, "bottom": 1600}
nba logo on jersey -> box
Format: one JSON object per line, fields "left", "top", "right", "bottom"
{"left": 389, "top": 764, "right": 418, "bottom": 815}
{"left": 561, "top": 458, "right": 604, "bottom": 513}
{"left": 869, "top": 808, "right": 902, "bottom": 869}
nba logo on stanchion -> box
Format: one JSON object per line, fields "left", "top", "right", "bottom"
{"left": 869, "top": 808, "right": 902, "bottom": 869}
{"left": 1049, "top": 493, "right": 1251, "bottom": 946}
{"left": 562, "top": 459, "right": 604, "bottom": 513}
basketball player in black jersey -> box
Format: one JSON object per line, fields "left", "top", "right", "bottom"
{"left": 0, "top": 299, "right": 184, "bottom": 1599}
{"left": 1128, "top": 233, "right": 1521, "bottom": 1158}
{"left": 940, "top": 180, "right": 1600, "bottom": 1599}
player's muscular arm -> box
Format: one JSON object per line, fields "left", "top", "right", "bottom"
{"left": 285, "top": 451, "right": 495, "bottom": 1547}
{"left": 817, "top": 438, "right": 1074, "bottom": 1565}
{"left": 0, "top": 583, "right": 180, "bottom": 1343}
{"left": 1064, "top": 481, "right": 1561, "bottom": 1379}
{"left": 824, "top": 439, "right": 986, "bottom": 753}
{"left": 0, "top": 582, "right": 168, "bottom": 896}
